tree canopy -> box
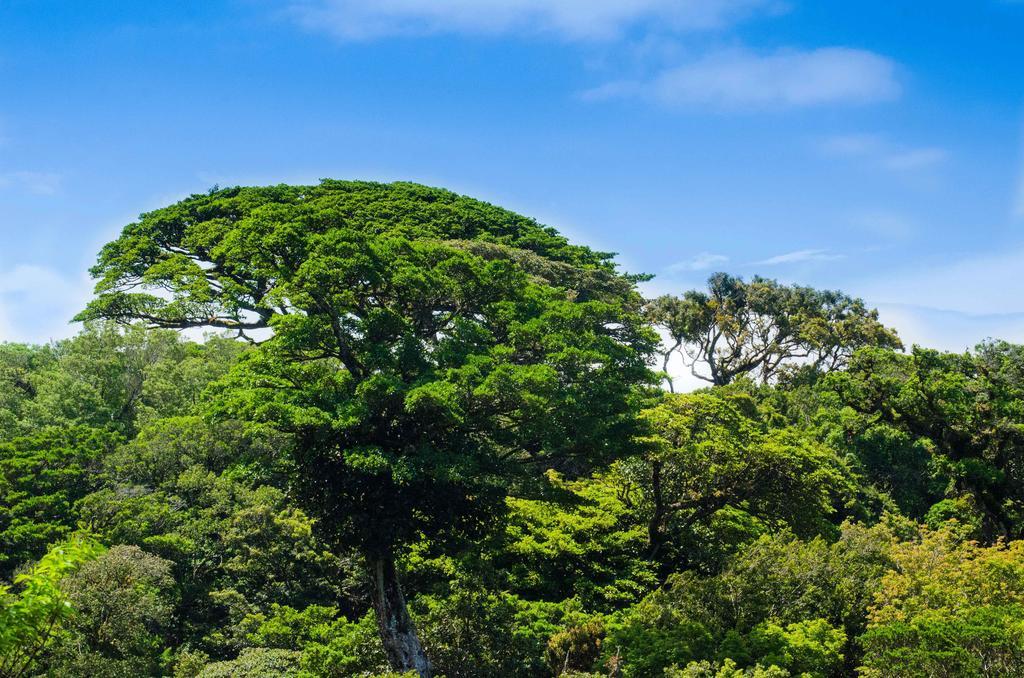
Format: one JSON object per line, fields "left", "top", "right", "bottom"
{"left": 647, "top": 273, "right": 902, "bottom": 388}
{"left": 76, "top": 180, "right": 657, "bottom": 675}
{"left": 0, "top": 180, "right": 1020, "bottom": 677}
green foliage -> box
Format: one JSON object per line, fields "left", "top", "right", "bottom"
{"left": 238, "top": 581, "right": 602, "bottom": 677}
{"left": 607, "top": 592, "right": 716, "bottom": 677}
{"left": 0, "top": 427, "right": 116, "bottom": 577}
{"left": 199, "top": 647, "right": 302, "bottom": 677}
{"left": 634, "top": 391, "right": 864, "bottom": 572}
{"left": 104, "top": 415, "right": 287, "bottom": 487}
{"left": 544, "top": 621, "right": 605, "bottom": 675}
{"left": 0, "top": 184, "right": 1020, "bottom": 676}
{"left": 2, "top": 324, "right": 242, "bottom": 440}
{"left": 78, "top": 181, "right": 656, "bottom": 557}
{"left": 860, "top": 606, "right": 1024, "bottom": 678}
{"left": 924, "top": 496, "right": 984, "bottom": 538}
{"left": 745, "top": 618, "right": 845, "bottom": 677}
{"left": 76, "top": 462, "right": 353, "bottom": 656}
{"left": 236, "top": 604, "right": 387, "bottom": 676}
{"left": 46, "top": 545, "right": 176, "bottom": 677}
{"left": 605, "top": 522, "right": 895, "bottom": 676}
{"left": 0, "top": 343, "right": 55, "bottom": 434}
{"left": 814, "top": 344, "right": 1024, "bottom": 539}
{"left": 77, "top": 181, "right": 660, "bottom": 673}
{"left": 0, "top": 533, "right": 104, "bottom": 678}
{"left": 667, "top": 658, "right": 792, "bottom": 677}
{"left": 297, "top": 611, "right": 388, "bottom": 677}
{"left": 413, "top": 590, "right": 573, "bottom": 677}
{"left": 859, "top": 527, "right": 1024, "bottom": 677}
{"left": 0, "top": 321, "right": 1015, "bottom": 677}
{"left": 811, "top": 401, "right": 936, "bottom": 520}
{"left": 499, "top": 470, "right": 657, "bottom": 609}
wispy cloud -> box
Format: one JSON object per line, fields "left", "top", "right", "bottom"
{"left": 848, "top": 211, "right": 917, "bottom": 239}
{"left": 819, "top": 133, "right": 946, "bottom": 172}
{"left": 856, "top": 246, "right": 1024, "bottom": 316}
{"left": 667, "top": 251, "right": 729, "bottom": 272}
{"left": 1015, "top": 170, "right": 1024, "bottom": 220}
{"left": 0, "top": 265, "right": 89, "bottom": 343}
{"left": 882, "top": 147, "right": 947, "bottom": 171}
{"left": 0, "top": 171, "right": 62, "bottom": 195}
{"left": 753, "top": 248, "right": 845, "bottom": 265}
{"left": 818, "top": 133, "right": 879, "bottom": 155}
{"left": 286, "top": 0, "right": 783, "bottom": 41}
{"left": 874, "top": 303, "right": 1024, "bottom": 353}
{"left": 585, "top": 47, "right": 899, "bottom": 110}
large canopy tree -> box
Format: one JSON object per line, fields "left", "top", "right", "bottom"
{"left": 633, "top": 392, "right": 856, "bottom": 571}
{"left": 647, "top": 273, "right": 902, "bottom": 389}
{"left": 821, "top": 343, "right": 1024, "bottom": 541}
{"left": 77, "top": 180, "right": 656, "bottom": 675}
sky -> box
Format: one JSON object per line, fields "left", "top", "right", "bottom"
{"left": 1, "top": 1, "right": 1024, "bottom": 363}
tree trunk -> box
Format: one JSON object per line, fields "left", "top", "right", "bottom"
{"left": 367, "top": 551, "right": 432, "bottom": 677}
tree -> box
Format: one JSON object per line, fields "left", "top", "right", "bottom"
{"left": 860, "top": 527, "right": 1024, "bottom": 677}
{"left": 197, "top": 648, "right": 303, "bottom": 678}
{"left": 667, "top": 658, "right": 790, "bottom": 677}
{"left": 633, "top": 392, "right": 855, "bottom": 567}
{"left": 1, "top": 323, "right": 243, "bottom": 441}
{"left": 0, "top": 343, "right": 54, "bottom": 436}
{"left": 497, "top": 469, "right": 657, "bottom": 610}
{"left": 77, "top": 180, "right": 656, "bottom": 675}
{"left": 607, "top": 522, "right": 897, "bottom": 677}
{"left": 0, "top": 426, "right": 116, "bottom": 578}
{"left": 646, "top": 273, "right": 901, "bottom": 388}
{"left": 48, "top": 545, "right": 176, "bottom": 677}
{"left": 820, "top": 344, "right": 1024, "bottom": 540}
{"left": 76, "top": 423, "right": 364, "bottom": 659}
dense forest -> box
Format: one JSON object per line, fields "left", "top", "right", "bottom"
{"left": 2, "top": 181, "right": 1023, "bottom": 678}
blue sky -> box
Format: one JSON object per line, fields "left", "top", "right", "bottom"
{"left": 2, "top": 0, "right": 1023, "bottom": 357}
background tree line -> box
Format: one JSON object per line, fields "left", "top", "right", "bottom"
{"left": 2, "top": 181, "right": 1022, "bottom": 677}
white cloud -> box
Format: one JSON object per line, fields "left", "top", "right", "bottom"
{"left": 586, "top": 47, "right": 899, "bottom": 109}
{"left": 754, "top": 248, "right": 844, "bottom": 265}
{"left": 819, "top": 133, "right": 946, "bottom": 171}
{"left": 0, "top": 171, "right": 62, "bottom": 196}
{"left": 667, "top": 251, "right": 728, "bottom": 272}
{"left": 287, "top": 0, "right": 782, "bottom": 41}
{"left": 874, "top": 303, "right": 1024, "bottom": 353}
{"left": 0, "top": 265, "right": 90, "bottom": 343}
{"left": 855, "top": 246, "right": 1024, "bottom": 317}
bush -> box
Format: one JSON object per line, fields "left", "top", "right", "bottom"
{"left": 199, "top": 647, "right": 302, "bottom": 677}
{"left": 545, "top": 621, "right": 605, "bottom": 675}
{"left": 667, "top": 658, "right": 791, "bottom": 677}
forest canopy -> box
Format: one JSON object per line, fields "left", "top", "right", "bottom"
{"left": 2, "top": 181, "right": 1022, "bottom": 678}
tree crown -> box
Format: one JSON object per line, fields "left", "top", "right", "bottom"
{"left": 78, "top": 181, "right": 657, "bottom": 552}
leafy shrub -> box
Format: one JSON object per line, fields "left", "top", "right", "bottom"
{"left": 48, "top": 545, "right": 177, "bottom": 676}
{"left": 199, "top": 647, "right": 302, "bottom": 677}
{"left": 545, "top": 621, "right": 605, "bottom": 675}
